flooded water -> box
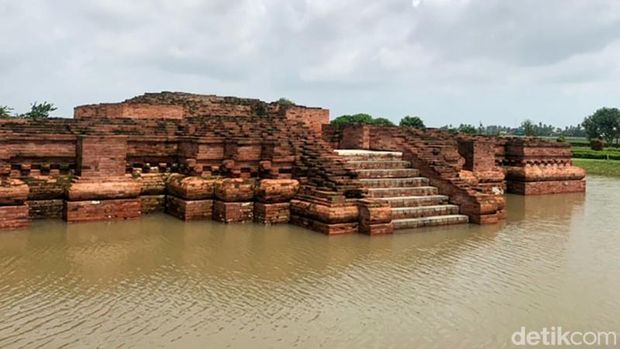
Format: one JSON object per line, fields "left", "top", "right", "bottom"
{"left": 0, "top": 176, "right": 619, "bottom": 348}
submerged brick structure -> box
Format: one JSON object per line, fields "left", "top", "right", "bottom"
{"left": 0, "top": 92, "right": 585, "bottom": 233}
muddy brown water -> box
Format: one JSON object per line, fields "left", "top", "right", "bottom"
{"left": 0, "top": 176, "right": 619, "bottom": 348}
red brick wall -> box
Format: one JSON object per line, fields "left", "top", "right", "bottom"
{"left": 77, "top": 136, "right": 127, "bottom": 177}
{"left": 284, "top": 107, "right": 329, "bottom": 134}
{"left": 74, "top": 103, "right": 185, "bottom": 120}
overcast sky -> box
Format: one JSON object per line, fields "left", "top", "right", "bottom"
{"left": 1, "top": 0, "right": 620, "bottom": 127}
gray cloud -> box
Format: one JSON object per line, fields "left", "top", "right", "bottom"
{"left": 1, "top": 0, "right": 620, "bottom": 127}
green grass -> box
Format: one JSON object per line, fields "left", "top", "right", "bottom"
{"left": 573, "top": 158, "right": 620, "bottom": 177}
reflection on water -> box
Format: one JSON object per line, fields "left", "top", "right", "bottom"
{"left": 0, "top": 176, "right": 618, "bottom": 348}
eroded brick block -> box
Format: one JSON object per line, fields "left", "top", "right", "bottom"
{"left": 214, "top": 179, "right": 256, "bottom": 202}
{"left": 27, "top": 199, "right": 64, "bottom": 219}
{"left": 166, "top": 175, "right": 216, "bottom": 200}
{"left": 63, "top": 198, "right": 141, "bottom": 222}
{"left": 0, "top": 205, "right": 29, "bottom": 230}
{"left": 290, "top": 215, "right": 358, "bottom": 235}
{"left": 254, "top": 202, "right": 290, "bottom": 224}
{"left": 255, "top": 179, "right": 299, "bottom": 203}
{"left": 166, "top": 196, "right": 213, "bottom": 220}
{"left": 213, "top": 201, "right": 253, "bottom": 223}
{"left": 141, "top": 195, "right": 165, "bottom": 214}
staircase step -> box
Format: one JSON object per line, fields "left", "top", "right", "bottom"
{"left": 347, "top": 160, "right": 411, "bottom": 170}
{"left": 336, "top": 149, "right": 403, "bottom": 161}
{"left": 393, "top": 215, "right": 469, "bottom": 230}
{"left": 392, "top": 204, "right": 460, "bottom": 219}
{"left": 356, "top": 169, "right": 420, "bottom": 179}
{"left": 360, "top": 177, "right": 429, "bottom": 188}
{"left": 368, "top": 186, "right": 438, "bottom": 198}
{"left": 382, "top": 195, "right": 449, "bottom": 208}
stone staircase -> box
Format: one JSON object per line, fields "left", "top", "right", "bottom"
{"left": 336, "top": 150, "right": 469, "bottom": 230}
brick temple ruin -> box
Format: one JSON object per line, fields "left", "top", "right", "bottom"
{"left": 0, "top": 92, "right": 586, "bottom": 234}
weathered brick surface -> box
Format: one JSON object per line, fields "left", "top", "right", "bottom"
{"left": 508, "top": 180, "right": 586, "bottom": 195}
{"left": 213, "top": 201, "right": 254, "bottom": 223}
{"left": 66, "top": 178, "right": 141, "bottom": 201}
{"left": 214, "top": 178, "right": 256, "bottom": 202}
{"left": 63, "top": 199, "right": 141, "bottom": 222}
{"left": 0, "top": 205, "right": 29, "bottom": 230}
{"left": 290, "top": 215, "right": 358, "bottom": 235}
{"left": 358, "top": 199, "right": 394, "bottom": 235}
{"left": 166, "top": 175, "right": 217, "bottom": 200}
{"left": 28, "top": 199, "right": 64, "bottom": 219}
{"left": 0, "top": 179, "right": 29, "bottom": 205}
{"left": 140, "top": 195, "right": 165, "bottom": 214}
{"left": 290, "top": 199, "right": 359, "bottom": 224}
{"left": 255, "top": 179, "right": 299, "bottom": 203}
{"left": 77, "top": 136, "right": 127, "bottom": 177}
{"left": 254, "top": 202, "right": 290, "bottom": 224}
{"left": 75, "top": 103, "right": 185, "bottom": 120}
{"left": 166, "top": 196, "right": 213, "bottom": 220}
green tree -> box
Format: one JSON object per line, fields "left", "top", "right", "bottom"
{"left": 371, "top": 117, "right": 395, "bottom": 126}
{"left": 0, "top": 105, "right": 13, "bottom": 118}
{"left": 582, "top": 107, "right": 620, "bottom": 144}
{"left": 330, "top": 113, "right": 375, "bottom": 126}
{"left": 24, "top": 101, "right": 57, "bottom": 120}
{"left": 458, "top": 124, "right": 477, "bottom": 134}
{"left": 399, "top": 115, "right": 425, "bottom": 128}
{"left": 521, "top": 120, "right": 537, "bottom": 136}
{"left": 277, "top": 97, "right": 295, "bottom": 106}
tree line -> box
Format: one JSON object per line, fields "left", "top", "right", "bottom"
{"left": 0, "top": 102, "right": 57, "bottom": 120}
{"left": 331, "top": 114, "right": 425, "bottom": 128}
{"left": 331, "top": 107, "right": 620, "bottom": 143}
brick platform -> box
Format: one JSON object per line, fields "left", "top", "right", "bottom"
{"left": 28, "top": 199, "right": 64, "bottom": 219}
{"left": 507, "top": 179, "right": 586, "bottom": 195}
{"left": 0, "top": 205, "right": 29, "bottom": 230}
{"left": 254, "top": 202, "right": 290, "bottom": 224}
{"left": 140, "top": 195, "right": 165, "bottom": 214}
{"left": 165, "top": 196, "right": 213, "bottom": 220}
{"left": 63, "top": 199, "right": 141, "bottom": 222}
{"left": 213, "top": 201, "right": 254, "bottom": 223}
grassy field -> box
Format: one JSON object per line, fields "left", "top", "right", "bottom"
{"left": 573, "top": 159, "right": 620, "bottom": 177}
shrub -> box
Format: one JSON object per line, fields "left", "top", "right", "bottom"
{"left": 330, "top": 113, "right": 375, "bottom": 126}
{"left": 400, "top": 116, "right": 425, "bottom": 128}
{"left": 277, "top": 98, "right": 295, "bottom": 106}
{"left": 0, "top": 105, "right": 13, "bottom": 118}
{"left": 371, "top": 117, "right": 395, "bottom": 126}
{"left": 591, "top": 138, "right": 605, "bottom": 151}
{"left": 24, "top": 101, "right": 57, "bottom": 120}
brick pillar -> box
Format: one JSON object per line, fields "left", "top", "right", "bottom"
{"left": 0, "top": 179, "right": 30, "bottom": 230}
{"left": 458, "top": 139, "right": 492, "bottom": 172}
{"left": 64, "top": 135, "right": 141, "bottom": 222}
{"left": 340, "top": 125, "right": 370, "bottom": 149}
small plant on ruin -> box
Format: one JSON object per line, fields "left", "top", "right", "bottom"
{"left": 331, "top": 113, "right": 373, "bottom": 125}
{"left": 277, "top": 98, "right": 295, "bottom": 106}
{"left": 400, "top": 116, "right": 425, "bottom": 128}
{"left": 0, "top": 105, "right": 13, "bottom": 118}
{"left": 23, "top": 101, "right": 57, "bottom": 120}
{"left": 371, "top": 117, "right": 395, "bottom": 126}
